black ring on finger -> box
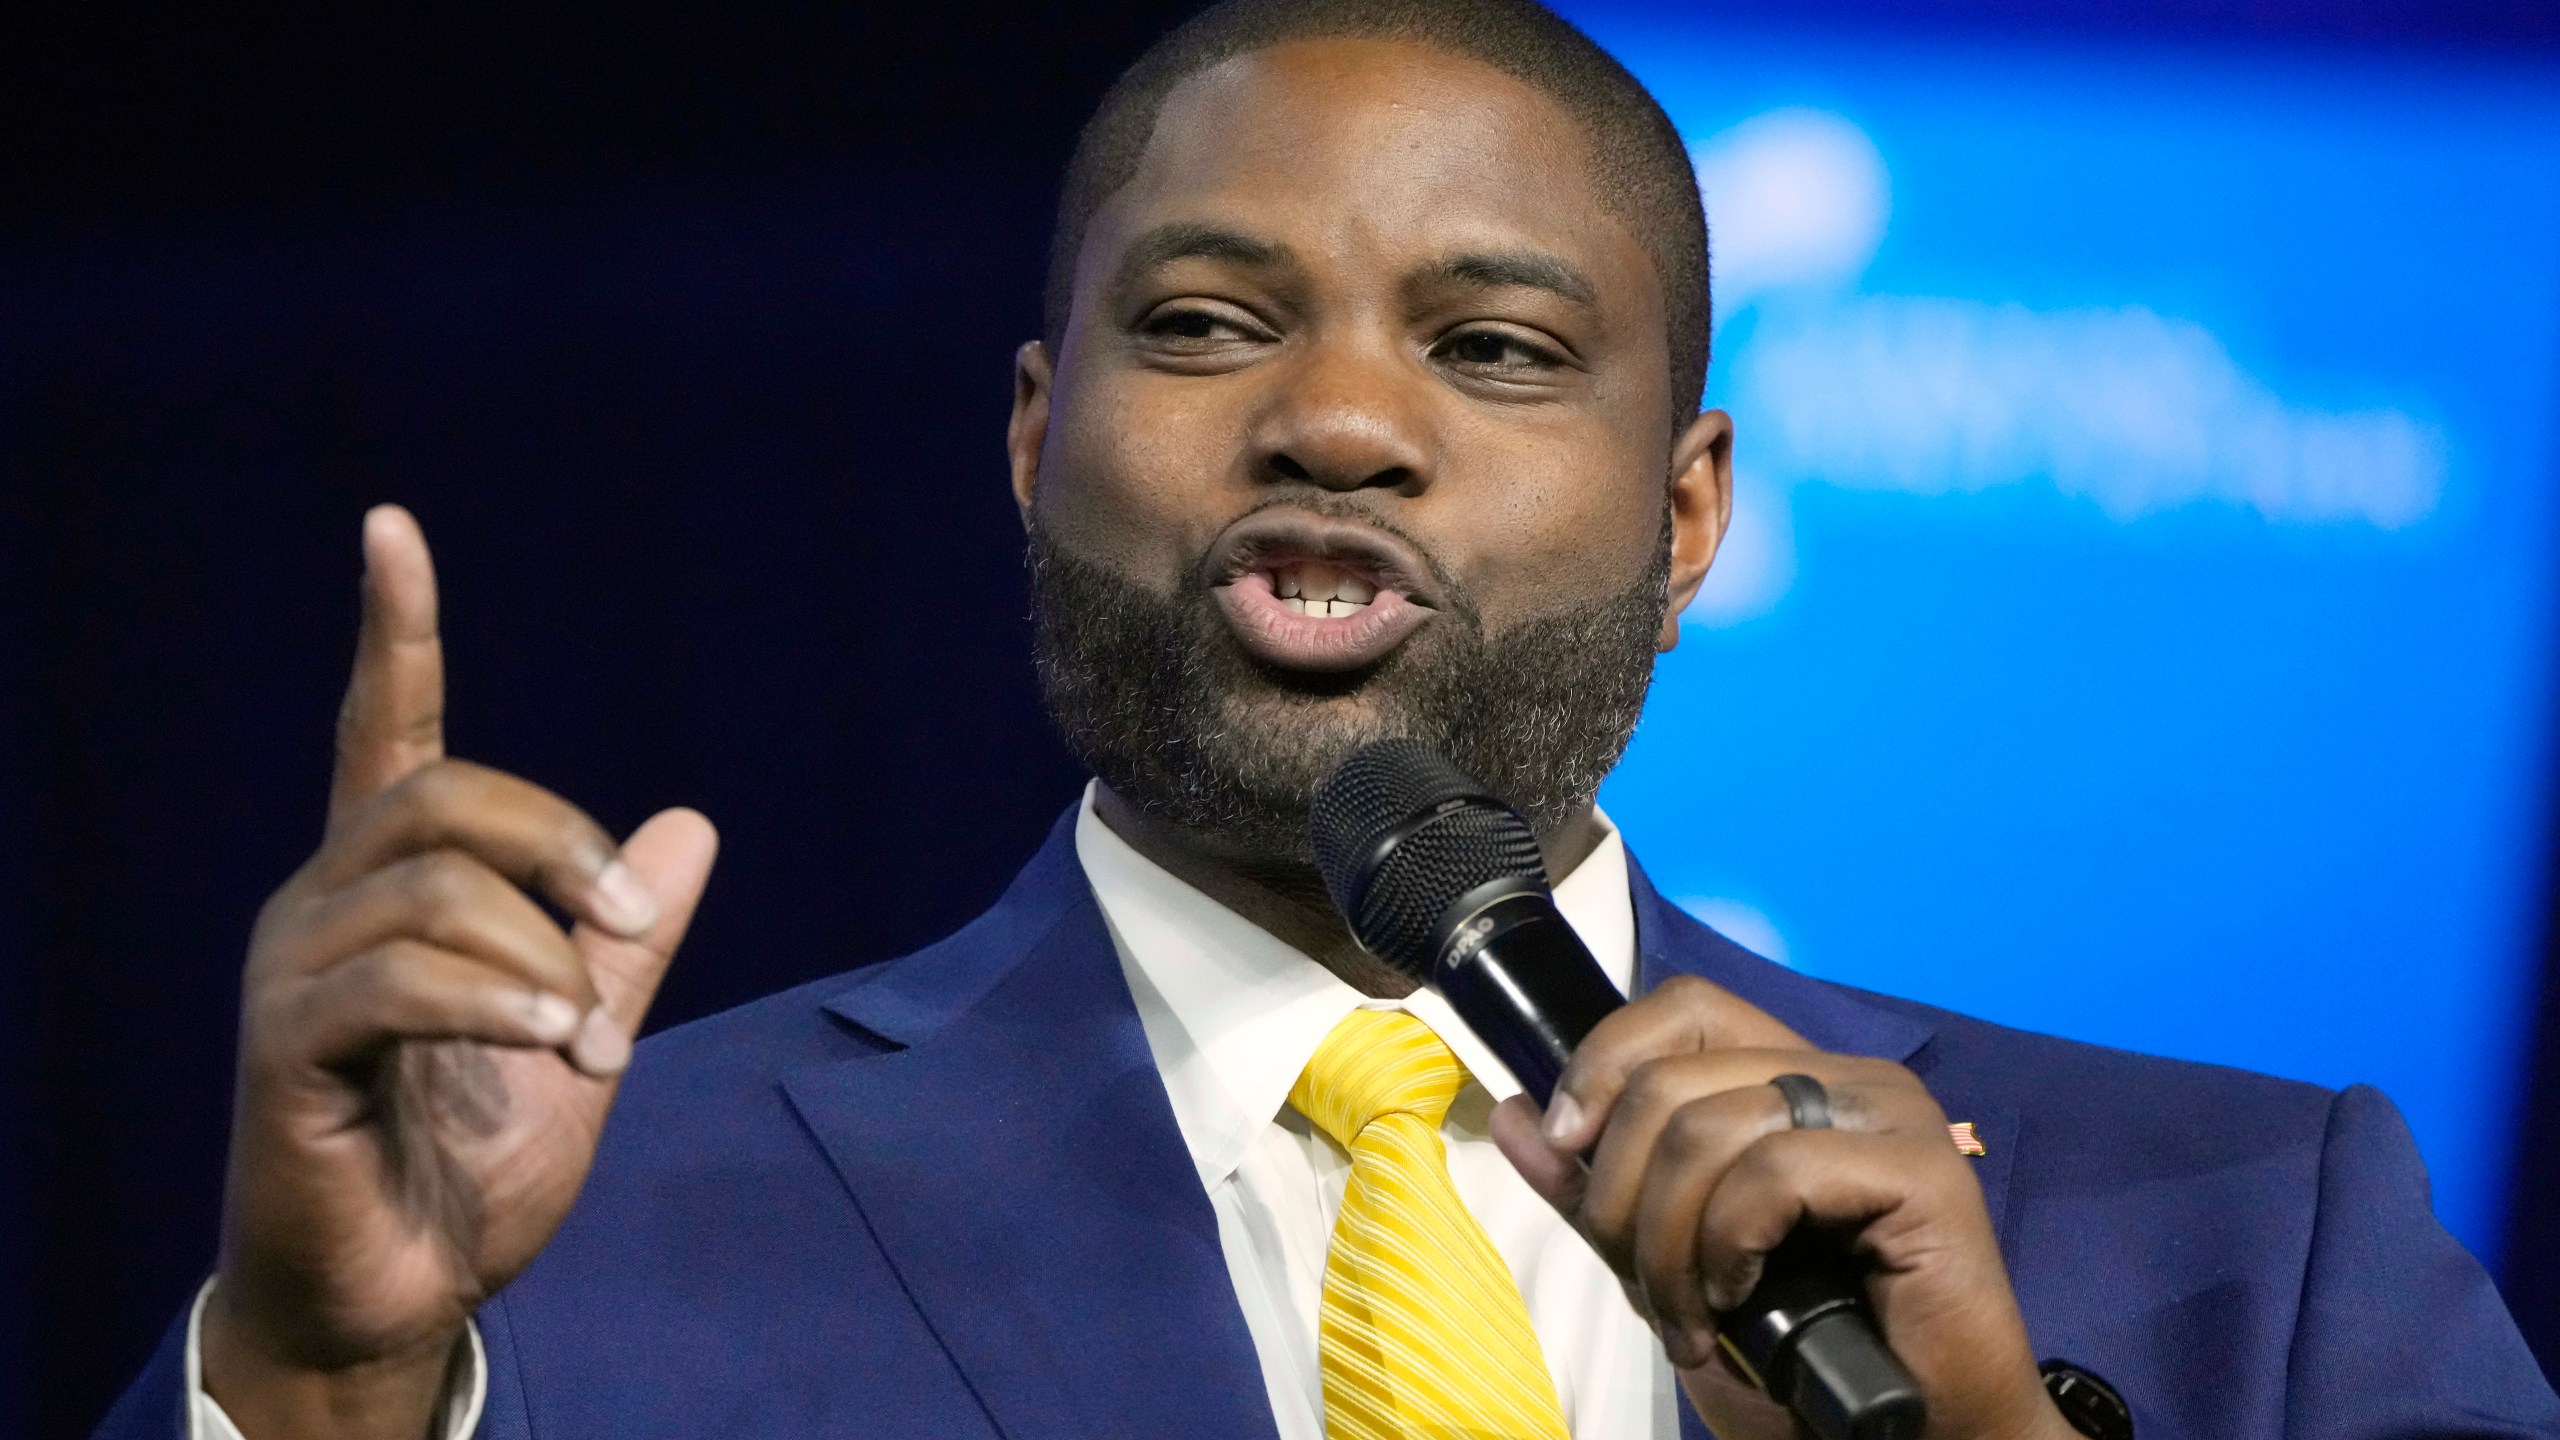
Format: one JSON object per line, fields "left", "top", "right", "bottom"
{"left": 1769, "top": 1072, "right": 1832, "bottom": 1130}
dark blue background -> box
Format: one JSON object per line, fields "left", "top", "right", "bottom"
{"left": 6, "top": 2, "right": 2557, "bottom": 1434}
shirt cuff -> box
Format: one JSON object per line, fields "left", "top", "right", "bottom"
{"left": 185, "top": 1277, "right": 489, "bottom": 1440}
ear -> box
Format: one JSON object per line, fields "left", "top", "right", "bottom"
{"left": 1006, "top": 340, "right": 1055, "bottom": 530}
{"left": 1658, "top": 408, "right": 1734, "bottom": 653}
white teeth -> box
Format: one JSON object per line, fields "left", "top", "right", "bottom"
{"left": 1278, "top": 594, "right": 1359, "bottom": 617}
{"left": 1271, "top": 561, "right": 1377, "bottom": 615}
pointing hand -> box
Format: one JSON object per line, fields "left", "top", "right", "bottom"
{"left": 200, "top": 506, "right": 719, "bottom": 1439}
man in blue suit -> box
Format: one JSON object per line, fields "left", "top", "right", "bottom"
{"left": 99, "top": 0, "right": 2559, "bottom": 1436}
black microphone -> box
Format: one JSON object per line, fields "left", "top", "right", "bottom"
{"left": 1307, "top": 738, "right": 1926, "bottom": 1440}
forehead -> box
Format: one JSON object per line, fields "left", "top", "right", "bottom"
{"left": 1088, "top": 37, "right": 1649, "bottom": 299}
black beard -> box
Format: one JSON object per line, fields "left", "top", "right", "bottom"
{"left": 1027, "top": 503, "right": 1670, "bottom": 865}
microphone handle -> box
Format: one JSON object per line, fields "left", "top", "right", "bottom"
{"left": 1426, "top": 886, "right": 1928, "bottom": 1440}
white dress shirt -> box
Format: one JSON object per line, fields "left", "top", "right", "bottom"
{"left": 1077, "top": 785, "right": 1678, "bottom": 1440}
{"left": 187, "top": 783, "right": 1677, "bottom": 1439}
{"left": 184, "top": 1276, "right": 485, "bottom": 1440}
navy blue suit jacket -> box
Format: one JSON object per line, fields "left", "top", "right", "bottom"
{"left": 102, "top": 809, "right": 2559, "bottom": 1437}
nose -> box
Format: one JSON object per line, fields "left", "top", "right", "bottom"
{"left": 1248, "top": 335, "right": 1435, "bottom": 496}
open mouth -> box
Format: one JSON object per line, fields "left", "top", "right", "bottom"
{"left": 1268, "top": 557, "right": 1380, "bottom": 617}
{"left": 1206, "top": 510, "right": 1442, "bottom": 674}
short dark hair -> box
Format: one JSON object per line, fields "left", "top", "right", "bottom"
{"left": 1044, "top": 0, "right": 1712, "bottom": 418}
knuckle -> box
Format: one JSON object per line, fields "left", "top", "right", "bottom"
{"left": 1844, "top": 1055, "right": 1912, "bottom": 1089}
{"left": 254, "top": 926, "right": 322, "bottom": 978}
{"left": 1622, "top": 1056, "right": 1680, "bottom": 1111}
{"left": 1822, "top": 1083, "right": 1871, "bottom": 1131}
{"left": 362, "top": 768, "right": 435, "bottom": 835}
{"left": 402, "top": 759, "right": 499, "bottom": 836}
{"left": 1707, "top": 1254, "right": 1765, "bottom": 1313}
{"left": 402, "top": 758, "right": 465, "bottom": 812}
{"left": 1870, "top": 1090, "right": 1921, "bottom": 1135}
{"left": 404, "top": 849, "right": 482, "bottom": 910}
{"left": 333, "top": 948, "right": 401, "bottom": 1008}
{"left": 1845, "top": 1069, "right": 1940, "bottom": 1129}
{"left": 1729, "top": 1134, "right": 1791, "bottom": 1190}
{"left": 1652, "top": 973, "right": 1713, "bottom": 1009}
{"left": 249, "top": 883, "right": 305, "bottom": 946}
{"left": 392, "top": 703, "right": 445, "bottom": 749}
{"left": 251, "top": 872, "right": 356, "bottom": 973}
{"left": 1661, "top": 1096, "right": 1727, "bottom": 1158}
{"left": 241, "top": 979, "right": 307, "bottom": 1043}
{"left": 1897, "top": 1128, "right": 1961, "bottom": 1173}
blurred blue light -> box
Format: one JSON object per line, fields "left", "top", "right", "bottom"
{"left": 1566, "top": 8, "right": 2560, "bottom": 1265}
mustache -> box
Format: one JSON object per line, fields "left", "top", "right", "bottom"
{"left": 1024, "top": 501, "right": 1673, "bottom": 861}
{"left": 1188, "top": 494, "right": 1473, "bottom": 616}
{"left": 1051, "top": 496, "right": 1487, "bottom": 698}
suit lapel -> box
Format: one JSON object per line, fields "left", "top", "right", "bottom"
{"left": 1626, "top": 857, "right": 2017, "bottom": 1237}
{"left": 774, "top": 814, "right": 2017, "bottom": 1440}
{"left": 781, "top": 816, "right": 1279, "bottom": 1440}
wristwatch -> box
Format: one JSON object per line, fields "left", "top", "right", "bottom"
{"left": 2041, "top": 1359, "right": 2133, "bottom": 1440}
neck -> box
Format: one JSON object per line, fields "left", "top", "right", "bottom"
{"left": 1091, "top": 782, "right": 1609, "bottom": 1000}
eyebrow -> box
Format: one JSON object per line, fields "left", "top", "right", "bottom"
{"left": 1113, "top": 222, "right": 1294, "bottom": 290}
{"left": 1109, "top": 225, "right": 1600, "bottom": 312}
{"left": 1429, "top": 251, "right": 1599, "bottom": 309}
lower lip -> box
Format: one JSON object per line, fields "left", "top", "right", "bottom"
{"left": 1213, "top": 572, "right": 1434, "bottom": 672}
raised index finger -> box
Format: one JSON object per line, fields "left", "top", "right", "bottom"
{"left": 329, "top": 505, "right": 445, "bottom": 827}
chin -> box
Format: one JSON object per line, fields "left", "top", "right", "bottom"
{"left": 1212, "top": 681, "right": 1408, "bottom": 782}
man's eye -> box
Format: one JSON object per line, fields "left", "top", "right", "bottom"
{"left": 1439, "top": 329, "right": 1554, "bottom": 369}
{"left": 1141, "top": 306, "right": 1257, "bottom": 343}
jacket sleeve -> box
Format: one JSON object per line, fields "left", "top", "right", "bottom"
{"left": 89, "top": 1304, "right": 189, "bottom": 1440}
{"left": 2285, "top": 1083, "right": 2560, "bottom": 1438}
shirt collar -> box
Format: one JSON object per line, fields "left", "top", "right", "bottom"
{"left": 1073, "top": 781, "right": 1639, "bottom": 1190}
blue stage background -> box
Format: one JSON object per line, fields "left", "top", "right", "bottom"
{"left": 1566, "top": 5, "right": 2560, "bottom": 1269}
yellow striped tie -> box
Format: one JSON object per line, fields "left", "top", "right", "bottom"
{"left": 1290, "top": 1008, "right": 1571, "bottom": 1440}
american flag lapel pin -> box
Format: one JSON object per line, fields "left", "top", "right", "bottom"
{"left": 1948, "top": 1121, "right": 1987, "bottom": 1157}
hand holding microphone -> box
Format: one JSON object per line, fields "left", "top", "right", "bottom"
{"left": 1310, "top": 740, "right": 2074, "bottom": 1440}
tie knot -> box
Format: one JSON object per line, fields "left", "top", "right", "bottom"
{"left": 1290, "top": 1008, "right": 1470, "bottom": 1149}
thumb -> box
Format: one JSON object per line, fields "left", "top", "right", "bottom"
{"left": 578, "top": 807, "right": 720, "bottom": 1032}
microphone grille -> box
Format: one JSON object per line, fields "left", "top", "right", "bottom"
{"left": 1308, "top": 739, "right": 1548, "bottom": 978}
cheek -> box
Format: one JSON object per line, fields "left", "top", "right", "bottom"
{"left": 1436, "top": 416, "right": 1665, "bottom": 624}
{"left": 1041, "top": 373, "right": 1248, "bottom": 581}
